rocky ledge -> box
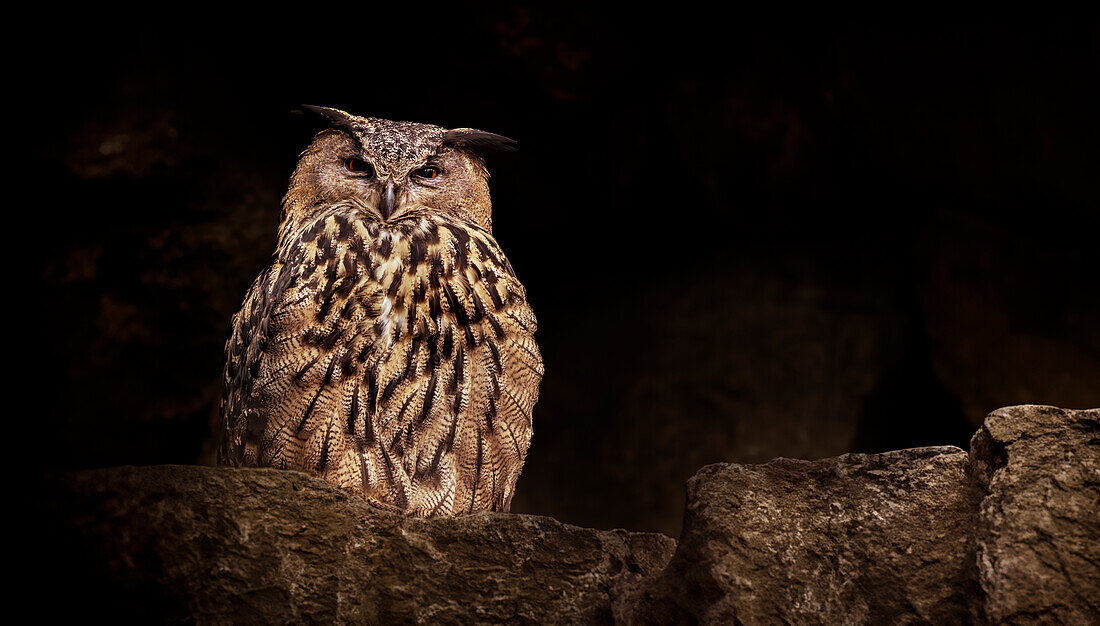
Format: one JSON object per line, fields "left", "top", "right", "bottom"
{"left": 34, "top": 405, "right": 1097, "bottom": 623}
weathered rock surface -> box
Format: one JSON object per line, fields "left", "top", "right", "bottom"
{"left": 970, "top": 405, "right": 1100, "bottom": 624}
{"left": 614, "top": 446, "right": 983, "bottom": 624}
{"left": 615, "top": 405, "right": 1099, "bottom": 624}
{"left": 34, "top": 405, "right": 1098, "bottom": 623}
{"left": 36, "top": 466, "right": 675, "bottom": 624}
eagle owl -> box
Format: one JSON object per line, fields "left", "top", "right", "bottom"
{"left": 218, "top": 106, "right": 543, "bottom": 516}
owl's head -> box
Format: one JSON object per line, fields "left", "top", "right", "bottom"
{"left": 281, "top": 105, "right": 515, "bottom": 235}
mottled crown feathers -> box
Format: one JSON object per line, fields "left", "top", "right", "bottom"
{"left": 300, "top": 105, "right": 517, "bottom": 154}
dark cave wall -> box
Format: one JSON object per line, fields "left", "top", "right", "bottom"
{"left": 29, "top": 11, "right": 1100, "bottom": 535}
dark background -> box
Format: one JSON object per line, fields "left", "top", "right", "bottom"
{"left": 30, "top": 11, "right": 1099, "bottom": 536}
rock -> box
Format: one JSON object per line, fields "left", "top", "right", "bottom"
{"left": 615, "top": 446, "right": 984, "bottom": 623}
{"left": 970, "top": 405, "right": 1100, "bottom": 624}
{"left": 32, "top": 405, "right": 1098, "bottom": 623}
{"left": 35, "top": 465, "right": 675, "bottom": 624}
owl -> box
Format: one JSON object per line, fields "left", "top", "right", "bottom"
{"left": 217, "top": 106, "right": 543, "bottom": 516}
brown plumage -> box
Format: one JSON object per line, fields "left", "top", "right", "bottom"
{"left": 217, "top": 106, "right": 542, "bottom": 516}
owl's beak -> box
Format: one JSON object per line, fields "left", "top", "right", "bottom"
{"left": 379, "top": 177, "right": 397, "bottom": 220}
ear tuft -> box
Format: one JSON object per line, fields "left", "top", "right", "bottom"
{"left": 299, "top": 105, "right": 360, "bottom": 130}
{"left": 442, "top": 129, "right": 518, "bottom": 152}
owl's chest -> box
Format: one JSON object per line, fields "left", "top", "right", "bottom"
{"left": 280, "top": 211, "right": 513, "bottom": 355}
{"left": 371, "top": 243, "right": 417, "bottom": 341}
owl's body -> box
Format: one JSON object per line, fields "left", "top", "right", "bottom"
{"left": 218, "top": 108, "right": 542, "bottom": 516}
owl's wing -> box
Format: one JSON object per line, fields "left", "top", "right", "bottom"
{"left": 217, "top": 251, "right": 301, "bottom": 467}
{"left": 220, "top": 210, "right": 542, "bottom": 516}
{"left": 218, "top": 216, "right": 369, "bottom": 472}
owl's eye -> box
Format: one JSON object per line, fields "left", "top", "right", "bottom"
{"left": 413, "top": 165, "right": 442, "bottom": 180}
{"left": 346, "top": 158, "right": 374, "bottom": 177}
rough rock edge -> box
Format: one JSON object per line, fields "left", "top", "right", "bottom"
{"left": 35, "top": 405, "right": 1099, "bottom": 623}
{"left": 969, "top": 405, "right": 1100, "bottom": 624}
{"left": 613, "top": 445, "right": 983, "bottom": 624}
{"left": 38, "top": 465, "right": 676, "bottom": 624}
{"left": 614, "top": 405, "right": 1098, "bottom": 624}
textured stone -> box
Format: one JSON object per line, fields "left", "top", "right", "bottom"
{"left": 970, "top": 405, "right": 1100, "bottom": 623}
{"left": 33, "top": 405, "right": 1099, "bottom": 623}
{"left": 36, "top": 465, "right": 674, "bottom": 624}
{"left": 615, "top": 446, "right": 983, "bottom": 624}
